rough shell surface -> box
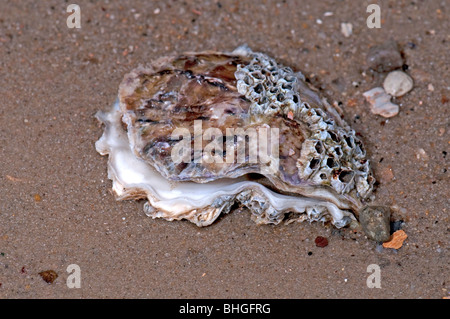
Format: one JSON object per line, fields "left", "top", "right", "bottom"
{"left": 95, "top": 46, "right": 375, "bottom": 229}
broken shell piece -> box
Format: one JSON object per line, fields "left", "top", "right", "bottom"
{"left": 95, "top": 46, "right": 377, "bottom": 233}
{"left": 382, "top": 230, "right": 408, "bottom": 249}
{"left": 383, "top": 71, "right": 414, "bottom": 97}
{"left": 340, "top": 23, "right": 353, "bottom": 38}
{"left": 363, "top": 87, "right": 399, "bottom": 118}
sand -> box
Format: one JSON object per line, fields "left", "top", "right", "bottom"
{"left": 0, "top": 0, "right": 448, "bottom": 298}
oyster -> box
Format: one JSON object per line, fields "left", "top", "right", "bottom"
{"left": 95, "top": 46, "right": 375, "bottom": 230}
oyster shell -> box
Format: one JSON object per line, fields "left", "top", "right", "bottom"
{"left": 95, "top": 46, "right": 375, "bottom": 229}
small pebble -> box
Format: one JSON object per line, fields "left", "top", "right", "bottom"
{"left": 416, "top": 148, "right": 429, "bottom": 162}
{"left": 340, "top": 23, "right": 353, "bottom": 37}
{"left": 363, "top": 87, "right": 399, "bottom": 118}
{"left": 367, "top": 40, "right": 404, "bottom": 72}
{"left": 383, "top": 71, "right": 414, "bottom": 97}
{"left": 359, "top": 206, "right": 391, "bottom": 242}
{"left": 39, "top": 270, "right": 58, "bottom": 284}
{"left": 315, "top": 236, "right": 329, "bottom": 247}
{"left": 427, "top": 83, "right": 435, "bottom": 92}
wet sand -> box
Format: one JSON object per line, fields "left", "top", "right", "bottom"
{"left": 0, "top": 0, "right": 448, "bottom": 298}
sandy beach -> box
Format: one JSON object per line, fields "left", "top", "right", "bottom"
{"left": 0, "top": 0, "right": 448, "bottom": 298}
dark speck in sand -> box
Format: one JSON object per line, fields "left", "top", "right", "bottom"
{"left": 390, "top": 220, "right": 404, "bottom": 234}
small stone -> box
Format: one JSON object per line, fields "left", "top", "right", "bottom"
{"left": 363, "top": 87, "right": 399, "bottom": 118}
{"left": 427, "top": 83, "right": 435, "bottom": 92}
{"left": 39, "top": 270, "right": 58, "bottom": 284}
{"left": 314, "top": 236, "right": 329, "bottom": 247}
{"left": 340, "top": 23, "right": 353, "bottom": 37}
{"left": 359, "top": 205, "right": 391, "bottom": 242}
{"left": 367, "top": 40, "right": 404, "bottom": 72}
{"left": 383, "top": 71, "right": 414, "bottom": 97}
{"left": 416, "top": 148, "right": 429, "bottom": 162}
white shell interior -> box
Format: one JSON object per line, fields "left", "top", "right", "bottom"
{"left": 95, "top": 100, "right": 356, "bottom": 228}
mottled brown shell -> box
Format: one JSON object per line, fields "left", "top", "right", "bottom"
{"left": 119, "top": 52, "right": 307, "bottom": 184}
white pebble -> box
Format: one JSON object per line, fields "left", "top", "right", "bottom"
{"left": 416, "top": 148, "right": 429, "bottom": 161}
{"left": 383, "top": 71, "right": 414, "bottom": 97}
{"left": 427, "top": 83, "right": 434, "bottom": 92}
{"left": 340, "top": 23, "right": 353, "bottom": 37}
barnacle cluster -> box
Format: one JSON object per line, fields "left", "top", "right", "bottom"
{"left": 235, "top": 50, "right": 374, "bottom": 199}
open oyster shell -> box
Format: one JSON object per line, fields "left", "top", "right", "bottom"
{"left": 95, "top": 46, "right": 375, "bottom": 229}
